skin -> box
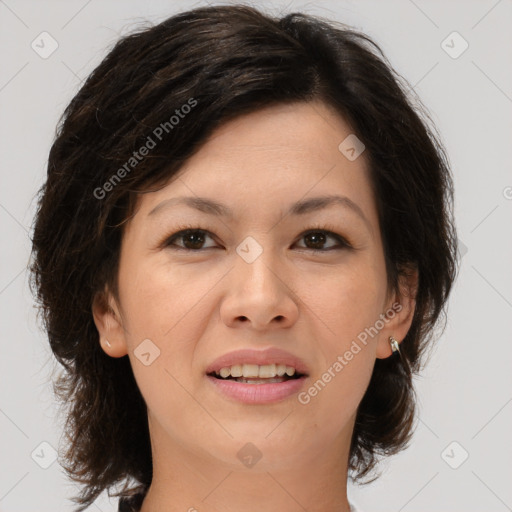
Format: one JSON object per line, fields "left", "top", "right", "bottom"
{"left": 93, "top": 100, "right": 417, "bottom": 512}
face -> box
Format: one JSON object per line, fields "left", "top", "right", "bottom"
{"left": 94, "top": 100, "right": 415, "bottom": 473}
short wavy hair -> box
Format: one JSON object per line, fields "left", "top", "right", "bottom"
{"left": 29, "top": 4, "right": 458, "bottom": 510}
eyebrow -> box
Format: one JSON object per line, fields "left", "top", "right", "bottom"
{"left": 148, "top": 194, "right": 371, "bottom": 232}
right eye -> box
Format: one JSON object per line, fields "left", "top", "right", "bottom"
{"left": 164, "top": 228, "right": 219, "bottom": 251}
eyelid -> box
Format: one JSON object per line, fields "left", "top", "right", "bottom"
{"left": 161, "top": 223, "right": 353, "bottom": 251}
{"left": 158, "top": 223, "right": 218, "bottom": 251}
{"left": 298, "top": 223, "right": 353, "bottom": 249}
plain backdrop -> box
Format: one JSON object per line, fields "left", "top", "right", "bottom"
{"left": 1, "top": 1, "right": 511, "bottom": 511}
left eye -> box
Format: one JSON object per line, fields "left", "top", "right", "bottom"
{"left": 164, "top": 228, "right": 350, "bottom": 252}
{"left": 295, "top": 230, "right": 350, "bottom": 251}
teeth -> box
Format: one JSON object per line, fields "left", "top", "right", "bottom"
{"left": 258, "top": 364, "right": 276, "bottom": 378}
{"left": 219, "top": 367, "right": 231, "bottom": 378}
{"left": 276, "top": 364, "right": 286, "bottom": 376}
{"left": 230, "top": 364, "right": 243, "bottom": 377}
{"left": 243, "top": 364, "right": 260, "bottom": 378}
{"left": 215, "top": 364, "right": 297, "bottom": 379}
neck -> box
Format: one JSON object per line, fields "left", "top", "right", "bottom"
{"left": 139, "top": 413, "right": 354, "bottom": 512}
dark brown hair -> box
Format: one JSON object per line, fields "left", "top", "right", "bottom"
{"left": 29, "top": 4, "right": 458, "bottom": 510}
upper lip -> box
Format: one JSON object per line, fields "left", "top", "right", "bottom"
{"left": 205, "top": 347, "right": 310, "bottom": 376}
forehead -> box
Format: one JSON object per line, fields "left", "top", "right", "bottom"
{"left": 134, "top": 101, "right": 379, "bottom": 233}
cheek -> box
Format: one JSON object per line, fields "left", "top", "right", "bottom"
{"left": 298, "top": 259, "right": 386, "bottom": 346}
{"left": 119, "top": 256, "right": 220, "bottom": 340}
{"left": 120, "top": 263, "right": 205, "bottom": 422}
{"left": 301, "top": 350, "right": 375, "bottom": 444}
{"left": 297, "top": 312, "right": 376, "bottom": 440}
{"left": 295, "top": 262, "right": 383, "bottom": 421}
{"left": 119, "top": 258, "right": 220, "bottom": 406}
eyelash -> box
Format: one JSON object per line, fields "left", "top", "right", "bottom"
{"left": 161, "top": 222, "right": 353, "bottom": 253}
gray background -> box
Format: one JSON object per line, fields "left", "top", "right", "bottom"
{"left": 1, "top": 0, "right": 511, "bottom": 511}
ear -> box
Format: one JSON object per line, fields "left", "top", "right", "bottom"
{"left": 91, "top": 287, "right": 128, "bottom": 358}
{"left": 376, "top": 264, "right": 418, "bottom": 359}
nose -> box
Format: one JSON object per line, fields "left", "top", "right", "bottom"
{"left": 220, "top": 248, "right": 299, "bottom": 331}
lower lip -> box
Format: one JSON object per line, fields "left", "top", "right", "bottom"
{"left": 206, "top": 375, "right": 307, "bottom": 404}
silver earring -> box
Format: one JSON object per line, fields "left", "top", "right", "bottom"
{"left": 389, "top": 336, "right": 400, "bottom": 354}
{"left": 103, "top": 338, "right": 112, "bottom": 348}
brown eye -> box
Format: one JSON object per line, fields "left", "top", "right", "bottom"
{"left": 166, "top": 229, "right": 217, "bottom": 250}
{"left": 163, "top": 227, "right": 351, "bottom": 252}
{"left": 296, "top": 230, "right": 350, "bottom": 251}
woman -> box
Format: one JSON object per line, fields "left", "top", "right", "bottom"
{"left": 29, "top": 4, "right": 458, "bottom": 512}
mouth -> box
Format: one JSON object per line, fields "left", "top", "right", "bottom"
{"left": 205, "top": 348, "right": 310, "bottom": 403}
{"left": 205, "top": 351, "right": 310, "bottom": 404}
{"left": 207, "top": 363, "right": 307, "bottom": 384}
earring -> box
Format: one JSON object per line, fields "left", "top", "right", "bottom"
{"left": 389, "top": 335, "right": 400, "bottom": 355}
{"left": 103, "top": 338, "right": 112, "bottom": 348}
